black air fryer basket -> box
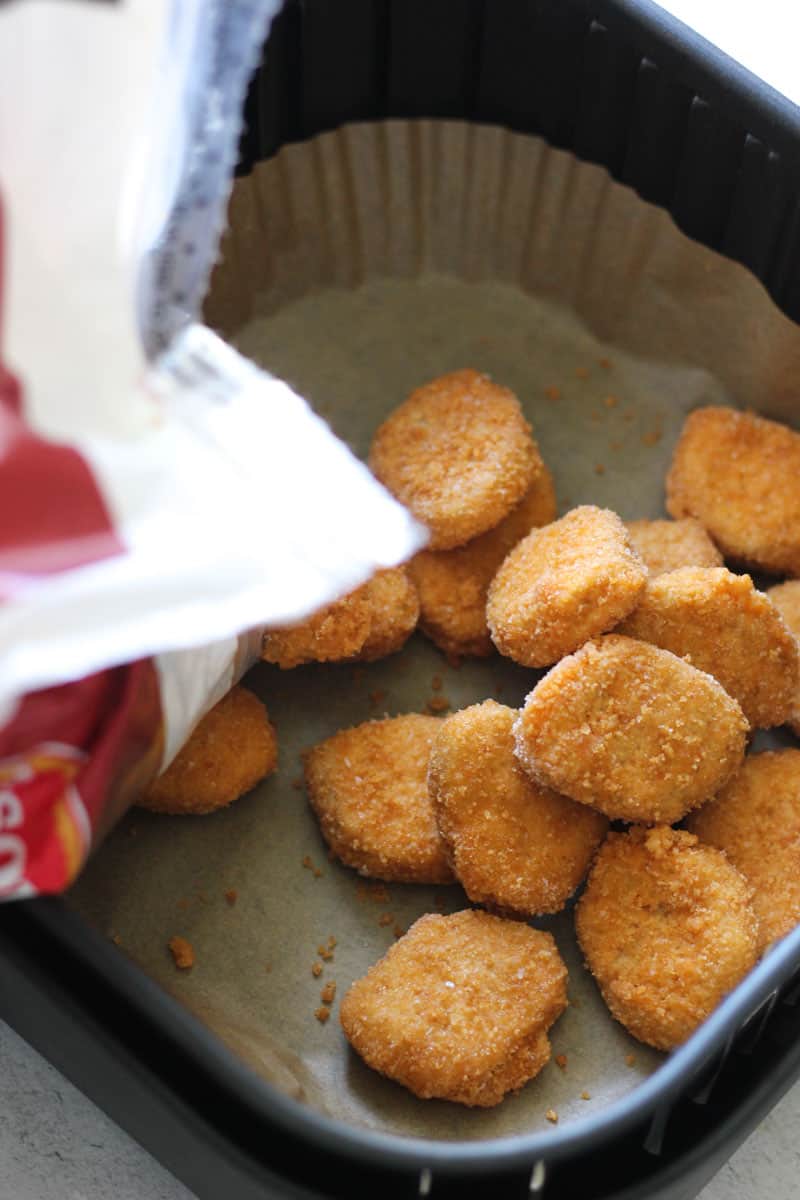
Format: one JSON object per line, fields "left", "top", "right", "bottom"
{"left": 3, "top": 3, "right": 800, "bottom": 1198}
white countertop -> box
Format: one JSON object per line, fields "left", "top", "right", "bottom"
{"left": 1, "top": 1015, "right": 799, "bottom": 1200}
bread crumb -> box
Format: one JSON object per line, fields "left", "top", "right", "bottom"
{"left": 378, "top": 913, "right": 394, "bottom": 927}
{"left": 575, "top": 367, "right": 589, "bottom": 380}
{"left": 317, "top": 944, "right": 334, "bottom": 962}
{"left": 110, "top": 933, "right": 122, "bottom": 947}
{"left": 357, "top": 881, "right": 391, "bottom": 905}
{"left": 642, "top": 430, "right": 662, "bottom": 446}
{"left": 320, "top": 981, "right": 337, "bottom": 1005}
{"left": 604, "top": 395, "right": 619, "bottom": 408}
{"left": 555, "top": 1054, "right": 567, "bottom": 1070}
{"left": 580, "top": 1090, "right": 591, "bottom": 1101}
{"left": 224, "top": 889, "right": 238, "bottom": 906}
{"left": 315, "top": 1006, "right": 331, "bottom": 1023}
{"left": 625, "top": 1053, "right": 636, "bottom": 1067}
{"left": 544, "top": 385, "right": 561, "bottom": 401}
{"left": 394, "top": 925, "right": 405, "bottom": 939}
{"left": 598, "top": 357, "right": 613, "bottom": 369}
{"left": 312, "top": 962, "right": 323, "bottom": 978}
{"left": 545, "top": 1108, "right": 559, "bottom": 1124}
{"left": 594, "top": 464, "right": 606, "bottom": 475}
{"left": 368, "top": 689, "right": 386, "bottom": 708}
{"left": 431, "top": 675, "right": 443, "bottom": 691}
{"left": 427, "top": 695, "right": 451, "bottom": 713}
{"left": 328, "top": 935, "right": 337, "bottom": 948}
{"left": 168, "top": 936, "right": 194, "bottom": 971}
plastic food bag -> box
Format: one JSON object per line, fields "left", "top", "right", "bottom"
{"left": 0, "top": 0, "right": 423, "bottom": 898}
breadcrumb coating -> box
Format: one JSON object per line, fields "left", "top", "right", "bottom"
{"left": 140, "top": 686, "right": 278, "bottom": 815}
{"left": 687, "top": 750, "right": 800, "bottom": 953}
{"left": 576, "top": 826, "right": 759, "bottom": 1050}
{"left": 428, "top": 701, "right": 607, "bottom": 915}
{"left": 358, "top": 568, "right": 420, "bottom": 662}
{"left": 409, "top": 471, "right": 557, "bottom": 657}
{"left": 666, "top": 407, "right": 800, "bottom": 575}
{"left": 620, "top": 567, "right": 799, "bottom": 729}
{"left": 303, "top": 714, "right": 454, "bottom": 884}
{"left": 487, "top": 506, "right": 647, "bottom": 667}
{"left": 340, "top": 910, "right": 567, "bottom": 1106}
{"left": 262, "top": 583, "right": 372, "bottom": 668}
{"left": 369, "top": 369, "right": 541, "bottom": 550}
{"left": 766, "top": 580, "right": 800, "bottom": 735}
{"left": 514, "top": 636, "right": 748, "bottom": 824}
{"left": 625, "top": 518, "right": 722, "bottom": 576}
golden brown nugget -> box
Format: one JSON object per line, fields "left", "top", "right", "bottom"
{"left": 487, "top": 506, "right": 647, "bottom": 667}
{"left": 304, "top": 714, "right": 454, "bottom": 884}
{"left": 766, "top": 580, "right": 800, "bottom": 734}
{"left": 620, "top": 567, "right": 799, "bottom": 729}
{"left": 357, "top": 567, "right": 420, "bottom": 662}
{"left": 428, "top": 701, "right": 608, "bottom": 915}
{"left": 409, "top": 471, "right": 558, "bottom": 657}
{"left": 140, "top": 687, "right": 278, "bottom": 815}
{"left": 340, "top": 910, "right": 567, "bottom": 1106}
{"left": 666, "top": 407, "right": 800, "bottom": 576}
{"left": 261, "top": 583, "right": 372, "bottom": 668}
{"left": 369, "top": 369, "right": 541, "bottom": 550}
{"left": 687, "top": 751, "right": 800, "bottom": 953}
{"left": 625, "top": 518, "right": 722, "bottom": 576}
{"left": 576, "top": 826, "right": 759, "bottom": 1051}
{"left": 514, "top": 636, "right": 748, "bottom": 824}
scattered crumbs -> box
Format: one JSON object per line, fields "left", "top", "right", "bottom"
{"left": 545, "top": 1109, "right": 559, "bottom": 1124}
{"left": 312, "top": 962, "right": 323, "bottom": 978}
{"left": 598, "top": 357, "right": 613, "bottom": 369}
{"left": 544, "top": 385, "right": 561, "bottom": 402}
{"left": 224, "top": 889, "right": 238, "bottom": 906}
{"left": 575, "top": 366, "right": 589, "bottom": 379}
{"left": 351, "top": 667, "right": 366, "bottom": 685}
{"left": 320, "top": 981, "right": 337, "bottom": 1005}
{"left": 318, "top": 944, "right": 335, "bottom": 962}
{"left": 625, "top": 1053, "right": 636, "bottom": 1068}
{"left": 394, "top": 925, "right": 405, "bottom": 939}
{"left": 168, "top": 936, "right": 194, "bottom": 971}
{"left": 110, "top": 933, "right": 122, "bottom": 947}
{"left": 357, "top": 881, "right": 391, "bottom": 905}
{"left": 427, "top": 695, "right": 451, "bottom": 714}
{"left": 315, "top": 1006, "right": 331, "bottom": 1024}
{"left": 555, "top": 1054, "right": 568, "bottom": 1071}
{"left": 378, "top": 913, "right": 394, "bottom": 927}
{"left": 291, "top": 777, "right": 304, "bottom": 791}
{"left": 580, "top": 1091, "right": 591, "bottom": 1101}
{"left": 642, "top": 430, "right": 662, "bottom": 447}
{"left": 431, "top": 674, "right": 443, "bottom": 692}
{"left": 302, "top": 855, "right": 324, "bottom": 878}
{"left": 603, "top": 394, "right": 619, "bottom": 408}
{"left": 369, "top": 689, "right": 386, "bottom": 708}
{"left": 594, "top": 464, "right": 606, "bottom": 476}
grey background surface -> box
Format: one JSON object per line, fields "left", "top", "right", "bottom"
{"left": 1, "top": 1015, "right": 798, "bottom": 1200}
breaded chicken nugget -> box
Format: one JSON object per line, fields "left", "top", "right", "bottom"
{"left": 687, "top": 751, "right": 800, "bottom": 953}
{"left": 428, "top": 701, "right": 608, "bottom": 915}
{"left": 262, "top": 583, "right": 372, "bottom": 668}
{"left": 625, "top": 518, "right": 722, "bottom": 576}
{"left": 358, "top": 567, "right": 420, "bottom": 662}
{"left": 514, "top": 636, "right": 748, "bottom": 824}
{"left": 620, "top": 567, "right": 799, "bottom": 729}
{"left": 369, "top": 369, "right": 541, "bottom": 550}
{"left": 666, "top": 407, "right": 800, "bottom": 576}
{"left": 140, "top": 686, "right": 278, "bottom": 815}
{"left": 303, "top": 714, "right": 453, "bottom": 883}
{"left": 487, "top": 506, "right": 647, "bottom": 667}
{"left": 409, "top": 470, "right": 557, "bottom": 658}
{"left": 766, "top": 581, "right": 800, "bottom": 734}
{"left": 340, "top": 910, "right": 567, "bottom": 1106}
{"left": 576, "top": 826, "right": 759, "bottom": 1050}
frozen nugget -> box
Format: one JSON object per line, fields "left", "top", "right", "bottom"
{"left": 409, "top": 471, "right": 557, "bottom": 658}
{"left": 514, "top": 636, "right": 748, "bottom": 824}
{"left": 340, "top": 910, "right": 568, "bottom": 1106}
{"left": 687, "top": 750, "right": 800, "bottom": 953}
{"left": 303, "top": 714, "right": 453, "bottom": 884}
{"left": 620, "top": 567, "right": 798, "bottom": 729}
{"left": 140, "top": 686, "right": 278, "bottom": 815}
{"left": 766, "top": 580, "right": 800, "bottom": 735}
{"left": 428, "top": 701, "right": 607, "bottom": 915}
{"left": 357, "top": 567, "right": 419, "bottom": 661}
{"left": 262, "top": 583, "right": 372, "bottom": 668}
{"left": 625, "top": 518, "right": 722, "bottom": 576}
{"left": 487, "top": 506, "right": 647, "bottom": 667}
{"left": 576, "top": 826, "right": 759, "bottom": 1051}
{"left": 666, "top": 406, "right": 800, "bottom": 576}
{"left": 369, "top": 369, "right": 541, "bottom": 550}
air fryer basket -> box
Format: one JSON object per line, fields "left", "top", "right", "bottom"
{"left": 4, "top": 3, "right": 800, "bottom": 1199}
